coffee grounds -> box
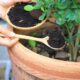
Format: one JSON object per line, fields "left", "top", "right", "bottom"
{"left": 48, "top": 29, "right": 65, "bottom": 48}
{"left": 8, "top": 3, "right": 41, "bottom": 27}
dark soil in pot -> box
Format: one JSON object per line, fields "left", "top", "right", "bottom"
{"left": 8, "top": 2, "right": 42, "bottom": 27}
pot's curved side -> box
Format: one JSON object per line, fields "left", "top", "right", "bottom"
{"left": 11, "top": 60, "right": 37, "bottom": 80}
{"left": 8, "top": 42, "right": 80, "bottom": 80}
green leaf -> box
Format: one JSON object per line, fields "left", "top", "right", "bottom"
{"left": 71, "top": 0, "right": 78, "bottom": 8}
{"left": 44, "top": 0, "right": 54, "bottom": 8}
{"left": 33, "top": 0, "right": 43, "bottom": 10}
{"left": 74, "top": 32, "right": 80, "bottom": 38}
{"left": 41, "top": 7, "right": 45, "bottom": 12}
{"left": 54, "top": 11, "right": 66, "bottom": 25}
{"left": 65, "top": 37, "right": 71, "bottom": 43}
{"left": 44, "top": 0, "right": 51, "bottom": 4}
{"left": 68, "top": 22, "right": 75, "bottom": 30}
{"left": 65, "top": 9, "right": 76, "bottom": 22}
{"left": 39, "top": 12, "right": 46, "bottom": 20}
{"left": 75, "top": 9, "right": 80, "bottom": 24}
{"left": 24, "top": 5, "right": 34, "bottom": 11}
{"left": 65, "top": 37, "right": 72, "bottom": 43}
{"left": 55, "top": 0, "right": 70, "bottom": 9}
{"left": 28, "top": 40, "right": 37, "bottom": 48}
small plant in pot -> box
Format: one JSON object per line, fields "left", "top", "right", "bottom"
{"left": 24, "top": 0, "right": 54, "bottom": 20}
{"left": 5, "top": 0, "right": 54, "bottom": 31}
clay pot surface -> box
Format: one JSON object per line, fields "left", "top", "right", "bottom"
{"left": 8, "top": 42, "right": 80, "bottom": 80}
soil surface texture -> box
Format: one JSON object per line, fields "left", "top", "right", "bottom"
{"left": 8, "top": 3, "right": 41, "bottom": 27}
{"left": 47, "top": 28, "right": 65, "bottom": 48}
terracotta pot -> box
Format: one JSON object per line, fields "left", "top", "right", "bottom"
{"left": 2, "top": 1, "right": 47, "bottom": 34}
{"left": 6, "top": 13, "right": 47, "bottom": 34}
{"left": 5, "top": 8, "right": 47, "bottom": 30}
{"left": 8, "top": 42, "right": 80, "bottom": 80}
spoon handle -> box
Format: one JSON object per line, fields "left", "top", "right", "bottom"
{"left": 17, "top": 34, "right": 44, "bottom": 42}
{"left": 0, "top": 33, "right": 43, "bottom": 42}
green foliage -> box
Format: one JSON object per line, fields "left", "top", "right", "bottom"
{"left": 54, "top": 0, "right": 80, "bottom": 26}
{"left": 55, "top": 0, "right": 70, "bottom": 9}
{"left": 28, "top": 40, "right": 37, "bottom": 48}
{"left": 65, "top": 37, "right": 73, "bottom": 43}
{"left": 24, "top": 5, "right": 34, "bottom": 11}
{"left": 24, "top": 0, "right": 54, "bottom": 20}
{"left": 39, "top": 12, "right": 46, "bottom": 20}
{"left": 53, "top": 0, "right": 80, "bottom": 61}
{"left": 28, "top": 33, "right": 37, "bottom": 48}
{"left": 54, "top": 10, "right": 66, "bottom": 25}
{"left": 75, "top": 9, "right": 80, "bottom": 24}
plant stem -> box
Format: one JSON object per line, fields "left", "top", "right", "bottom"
{"left": 67, "top": 25, "right": 80, "bottom": 61}
{"left": 68, "top": 34, "right": 75, "bottom": 61}
{"left": 73, "top": 25, "right": 80, "bottom": 61}
{"left": 65, "top": 23, "right": 76, "bottom": 61}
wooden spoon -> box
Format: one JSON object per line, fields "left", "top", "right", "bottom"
{"left": 0, "top": 33, "right": 65, "bottom": 50}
